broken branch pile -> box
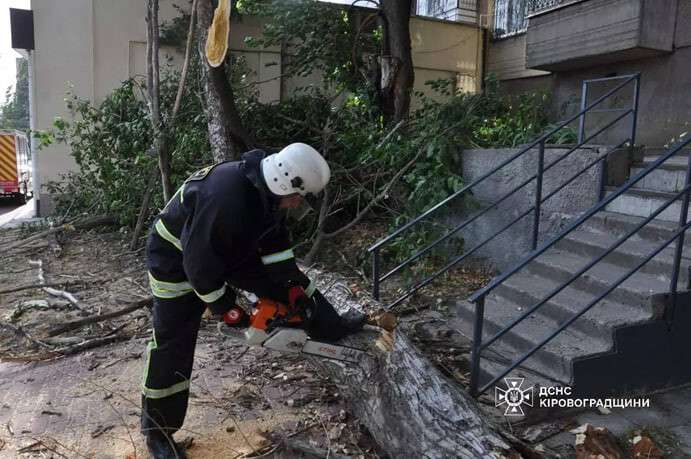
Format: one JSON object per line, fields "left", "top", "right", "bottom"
{"left": 0, "top": 218, "right": 150, "bottom": 360}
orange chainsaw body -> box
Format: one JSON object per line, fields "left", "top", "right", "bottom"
{"left": 249, "top": 298, "right": 303, "bottom": 331}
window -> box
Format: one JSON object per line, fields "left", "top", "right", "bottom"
{"left": 493, "top": 0, "right": 529, "bottom": 38}
{"left": 417, "top": 0, "right": 456, "bottom": 18}
{"left": 416, "top": 0, "right": 478, "bottom": 23}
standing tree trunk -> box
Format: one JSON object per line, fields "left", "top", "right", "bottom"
{"left": 196, "top": 0, "right": 254, "bottom": 162}
{"left": 146, "top": 0, "right": 173, "bottom": 201}
{"left": 131, "top": 0, "right": 199, "bottom": 249}
{"left": 379, "top": 0, "right": 415, "bottom": 124}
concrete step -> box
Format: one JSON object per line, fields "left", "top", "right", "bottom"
{"left": 422, "top": 312, "right": 560, "bottom": 399}
{"left": 493, "top": 270, "right": 653, "bottom": 341}
{"left": 583, "top": 211, "right": 686, "bottom": 246}
{"left": 525, "top": 249, "right": 673, "bottom": 309}
{"left": 556, "top": 227, "right": 691, "bottom": 285}
{"left": 604, "top": 187, "right": 689, "bottom": 222}
{"left": 455, "top": 295, "right": 611, "bottom": 385}
{"left": 630, "top": 163, "right": 688, "bottom": 193}
{"left": 640, "top": 148, "right": 691, "bottom": 160}
{"left": 472, "top": 357, "right": 557, "bottom": 402}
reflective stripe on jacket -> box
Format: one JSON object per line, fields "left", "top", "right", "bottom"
{"left": 146, "top": 149, "right": 309, "bottom": 304}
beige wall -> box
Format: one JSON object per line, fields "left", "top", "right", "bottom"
{"left": 32, "top": 0, "right": 185, "bottom": 209}
{"left": 31, "top": 0, "right": 274, "bottom": 208}
{"left": 278, "top": 16, "right": 484, "bottom": 99}
{"left": 30, "top": 2, "right": 483, "bottom": 212}
{"left": 33, "top": 0, "right": 93, "bottom": 191}
{"left": 228, "top": 16, "right": 282, "bottom": 103}
{"left": 410, "top": 16, "right": 483, "bottom": 100}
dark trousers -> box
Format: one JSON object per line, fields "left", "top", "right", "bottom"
{"left": 140, "top": 256, "right": 288, "bottom": 436}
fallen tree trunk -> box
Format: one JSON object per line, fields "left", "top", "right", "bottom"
{"left": 47, "top": 297, "right": 152, "bottom": 337}
{"left": 309, "top": 271, "right": 515, "bottom": 458}
{"left": 3, "top": 215, "right": 118, "bottom": 252}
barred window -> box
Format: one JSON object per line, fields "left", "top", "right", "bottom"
{"left": 493, "top": 0, "right": 529, "bottom": 38}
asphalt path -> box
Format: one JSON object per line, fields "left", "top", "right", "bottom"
{"left": 0, "top": 198, "right": 34, "bottom": 226}
{"left": 0, "top": 201, "right": 20, "bottom": 216}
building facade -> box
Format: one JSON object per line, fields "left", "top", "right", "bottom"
{"left": 22, "top": 0, "right": 483, "bottom": 214}
{"left": 486, "top": 0, "right": 691, "bottom": 146}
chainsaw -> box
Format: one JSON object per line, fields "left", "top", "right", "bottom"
{"left": 217, "top": 296, "right": 367, "bottom": 364}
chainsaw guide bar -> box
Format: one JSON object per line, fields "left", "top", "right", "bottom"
{"left": 218, "top": 323, "right": 366, "bottom": 364}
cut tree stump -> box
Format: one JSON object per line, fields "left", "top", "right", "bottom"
{"left": 309, "top": 270, "right": 515, "bottom": 458}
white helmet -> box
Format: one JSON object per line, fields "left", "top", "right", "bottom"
{"left": 261, "top": 143, "right": 330, "bottom": 197}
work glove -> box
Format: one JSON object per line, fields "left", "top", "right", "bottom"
{"left": 206, "top": 289, "right": 237, "bottom": 317}
{"left": 265, "top": 260, "right": 311, "bottom": 294}
{"left": 303, "top": 290, "right": 366, "bottom": 342}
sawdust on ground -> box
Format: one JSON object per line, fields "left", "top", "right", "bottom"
{"left": 0, "top": 223, "right": 379, "bottom": 458}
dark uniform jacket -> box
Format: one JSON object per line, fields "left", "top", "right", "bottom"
{"left": 146, "top": 149, "right": 309, "bottom": 315}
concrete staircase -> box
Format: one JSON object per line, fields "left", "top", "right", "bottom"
{"left": 605, "top": 149, "right": 691, "bottom": 221}
{"left": 456, "top": 148, "right": 691, "bottom": 389}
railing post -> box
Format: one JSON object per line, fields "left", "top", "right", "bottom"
{"left": 532, "top": 141, "right": 545, "bottom": 250}
{"left": 598, "top": 153, "right": 609, "bottom": 202}
{"left": 372, "top": 248, "right": 380, "bottom": 301}
{"left": 668, "top": 150, "right": 691, "bottom": 326}
{"left": 469, "top": 295, "right": 486, "bottom": 397}
{"left": 578, "top": 81, "right": 589, "bottom": 144}
{"left": 631, "top": 74, "right": 641, "bottom": 148}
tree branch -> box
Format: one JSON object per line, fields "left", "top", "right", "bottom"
{"left": 130, "top": 0, "right": 197, "bottom": 249}
{"left": 322, "top": 146, "right": 423, "bottom": 240}
{"left": 47, "top": 297, "right": 152, "bottom": 337}
{"left": 171, "top": 0, "right": 199, "bottom": 122}
{"left": 274, "top": 113, "right": 324, "bottom": 136}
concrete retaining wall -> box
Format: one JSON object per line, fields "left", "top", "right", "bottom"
{"left": 453, "top": 146, "right": 604, "bottom": 269}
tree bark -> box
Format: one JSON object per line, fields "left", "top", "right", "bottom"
{"left": 308, "top": 270, "right": 516, "bottom": 458}
{"left": 196, "top": 0, "right": 254, "bottom": 162}
{"left": 131, "top": 0, "right": 200, "bottom": 248}
{"left": 379, "top": 0, "right": 415, "bottom": 124}
{"left": 130, "top": 0, "right": 199, "bottom": 249}
{"left": 146, "top": 0, "right": 173, "bottom": 201}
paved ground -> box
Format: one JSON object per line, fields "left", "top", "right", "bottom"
{"left": 0, "top": 202, "right": 20, "bottom": 217}
{"left": 0, "top": 327, "right": 368, "bottom": 458}
{"left": 531, "top": 385, "right": 691, "bottom": 457}
{"left": 0, "top": 199, "right": 34, "bottom": 227}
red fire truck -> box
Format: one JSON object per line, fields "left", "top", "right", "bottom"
{"left": 0, "top": 130, "right": 32, "bottom": 204}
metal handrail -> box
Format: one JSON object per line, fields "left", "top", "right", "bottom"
{"left": 369, "top": 74, "right": 636, "bottom": 252}
{"left": 384, "top": 138, "right": 631, "bottom": 308}
{"left": 478, "top": 219, "right": 691, "bottom": 394}
{"left": 368, "top": 73, "right": 640, "bottom": 304}
{"left": 380, "top": 111, "right": 634, "bottom": 285}
{"left": 469, "top": 134, "right": 691, "bottom": 395}
{"left": 468, "top": 135, "right": 691, "bottom": 303}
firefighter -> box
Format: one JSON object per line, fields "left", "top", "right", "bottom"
{"left": 141, "top": 143, "right": 363, "bottom": 458}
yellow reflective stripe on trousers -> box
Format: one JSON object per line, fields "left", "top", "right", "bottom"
{"left": 194, "top": 284, "right": 226, "bottom": 303}
{"left": 155, "top": 219, "right": 182, "bottom": 251}
{"left": 142, "top": 379, "right": 190, "bottom": 399}
{"left": 141, "top": 338, "right": 190, "bottom": 399}
{"left": 148, "top": 272, "right": 193, "bottom": 299}
{"left": 261, "top": 248, "right": 294, "bottom": 265}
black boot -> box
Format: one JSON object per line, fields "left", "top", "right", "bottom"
{"left": 145, "top": 430, "right": 188, "bottom": 459}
